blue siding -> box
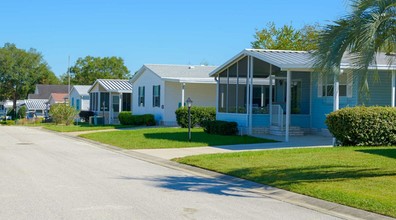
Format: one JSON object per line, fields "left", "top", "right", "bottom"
{"left": 311, "top": 72, "right": 358, "bottom": 129}
{"left": 252, "top": 115, "right": 270, "bottom": 127}
{"left": 358, "top": 71, "right": 392, "bottom": 106}
{"left": 217, "top": 113, "right": 248, "bottom": 127}
{"left": 291, "top": 115, "right": 311, "bottom": 128}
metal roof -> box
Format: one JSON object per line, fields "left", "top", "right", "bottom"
{"left": 89, "top": 79, "right": 132, "bottom": 93}
{"left": 24, "top": 99, "right": 47, "bottom": 110}
{"left": 210, "top": 49, "right": 396, "bottom": 76}
{"left": 131, "top": 64, "right": 217, "bottom": 84}
{"left": 71, "top": 85, "right": 91, "bottom": 96}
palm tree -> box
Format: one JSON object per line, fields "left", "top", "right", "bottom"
{"left": 314, "top": 0, "right": 396, "bottom": 97}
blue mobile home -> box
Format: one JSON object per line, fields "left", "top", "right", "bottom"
{"left": 209, "top": 49, "right": 396, "bottom": 141}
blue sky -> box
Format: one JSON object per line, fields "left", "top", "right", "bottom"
{"left": 0, "top": 0, "right": 349, "bottom": 76}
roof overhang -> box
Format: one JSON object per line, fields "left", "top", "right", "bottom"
{"left": 162, "top": 77, "right": 217, "bottom": 84}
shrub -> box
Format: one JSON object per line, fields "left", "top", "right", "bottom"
{"left": 143, "top": 114, "right": 156, "bottom": 126}
{"left": 0, "top": 120, "right": 15, "bottom": 126}
{"left": 79, "top": 110, "right": 95, "bottom": 122}
{"left": 201, "top": 120, "right": 238, "bottom": 135}
{"left": 49, "top": 104, "right": 78, "bottom": 125}
{"left": 18, "top": 106, "right": 27, "bottom": 119}
{"left": 326, "top": 106, "right": 396, "bottom": 146}
{"left": 118, "top": 112, "right": 155, "bottom": 126}
{"left": 175, "top": 106, "right": 216, "bottom": 128}
{"left": 118, "top": 111, "right": 132, "bottom": 125}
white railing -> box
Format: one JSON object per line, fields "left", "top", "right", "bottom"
{"left": 271, "top": 104, "right": 284, "bottom": 129}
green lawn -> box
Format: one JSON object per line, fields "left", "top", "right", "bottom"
{"left": 40, "top": 123, "right": 135, "bottom": 132}
{"left": 175, "top": 147, "right": 396, "bottom": 217}
{"left": 79, "top": 127, "right": 275, "bottom": 149}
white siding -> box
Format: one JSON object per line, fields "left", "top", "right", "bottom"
{"left": 132, "top": 69, "right": 165, "bottom": 123}
{"left": 70, "top": 89, "right": 90, "bottom": 111}
{"left": 164, "top": 82, "right": 216, "bottom": 125}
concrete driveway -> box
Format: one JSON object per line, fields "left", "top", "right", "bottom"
{"left": 0, "top": 126, "right": 345, "bottom": 220}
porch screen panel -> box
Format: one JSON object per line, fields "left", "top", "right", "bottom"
{"left": 228, "top": 64, "right": 237, "bottom": 113}
{"left": 112, "top": 96, "right": 120, "bottom": 112}
{"left": 218, "top": 70, "right": 227, "bottom": 112}
{"left": 100, "top": 92, "right": 109, "bottom": 111}
{"left": 237, "top": 57, "right": 248, "bottom": 113}
{"left": 122, "top": 93, "right": 132, "bottom": 111}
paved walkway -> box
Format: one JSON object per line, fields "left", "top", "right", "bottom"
{"left": 132, "top": 134, "right": 334, "bottom": 160}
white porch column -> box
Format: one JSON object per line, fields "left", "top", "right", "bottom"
{"left": 119, "top": 93, "right": 122, "bottom": 112}
{"left": 248, "top": 56, "right": 254, "bottom": 135}
{"left": 269, "top": 65, "right": 273, "bottom": 126}
{"left": 181, "top": 83, "right": 185, "bottom": 107}
{"left": 333, "top": 71, "right": 340, "bottom": 111}
{"left": 285, "top": 70, "right": 291, "bottom": 142}
{"left": 392, "top": 71, "right": 395, "bottom": 107}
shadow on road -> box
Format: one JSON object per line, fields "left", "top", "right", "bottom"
{"left": 117, "top": 175, "right": 261, "bottom": 198}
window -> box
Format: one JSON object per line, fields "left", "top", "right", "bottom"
{"left": 122, "top": 93, "right": 131, "bottom": 111}
{"left": 318, "top": 72, "right": 352, "bottom": 97}
{"left": 138, "top": 86, "right": 145, "bottom": 107}
{"left": 76, "top": 99, "right": 80, "bottom": 110}
{"left": 153, "top": 85, "right": 160, "bottom": 107}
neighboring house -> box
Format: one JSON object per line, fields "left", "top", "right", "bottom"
{"left": 209, "top": 49, "right": 396, "bottom": 141}
{"left": 1, "top": 100, "right": 25, "bottom": 118}
{"left": 48, "top": 93, "right": 68, "bottom": 105}
{"left": 0, "top": 100, "right": 12, "bottom": 117}
{"left": 28, "top": 84, "right": 69, "bottom": 100}
{"left": 22, "top": 99, "right": 48, "bottom": 118}
{"left": 131, "top": 64, "right": 218, "bottom": 125}
{"left": 69, "top": 85, "right": 91, "bottom": 111}
{"left": 27, "top": 84, "right": 69, "bottom": 119}
{"left": 88, "top": 79, "right": 132, "bottom": 124}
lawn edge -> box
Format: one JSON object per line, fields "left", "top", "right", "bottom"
{"left": 38, "top": 126, "right": 394, "bottom": 220}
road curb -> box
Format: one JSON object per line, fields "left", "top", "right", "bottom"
{"left": 49, "top": 128, "right": 394, "bottom": 220}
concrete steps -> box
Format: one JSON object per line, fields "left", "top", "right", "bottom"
{"left": 269, "top": 125, "right": 304, "bottom": 136}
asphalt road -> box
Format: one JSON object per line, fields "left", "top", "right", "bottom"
{"left": 0, "top": 126, "right": 340, "bottom": 220}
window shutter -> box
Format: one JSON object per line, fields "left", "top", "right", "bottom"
{"left": 158, "top": 85, "right": 160, "bottom": 107}
{"left": 138, "top": 87, "right": 141, "bottom": 106}
{"left": 317, "top": 73, "right": 323, "bottom": 97}
{"left": 152, "top": 86, "right": 155, "bottom": 107}
{"left": 142, "top": 86, "right": 145, "bottom": 107}
{"left": 347, "top": 72, "right": 353, "bottom": 98}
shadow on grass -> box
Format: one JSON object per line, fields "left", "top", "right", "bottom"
{"left": 117, "top": 175, "right": 261, "bottom": 197}
{"left": 356, "top": 148, "right": 396, "bottom": 160}
{"left": 222, "top": 165, "right": 396, "bottom": 188}
{"left": 143, "top": 132, "right": 275, "bottom": 147}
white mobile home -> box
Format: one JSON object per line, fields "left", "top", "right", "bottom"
{"left": 131, "top": 64, "right": 217, "bottom": 125}
{"left": 88, "top": 79, "right": 132, "bottom": 124}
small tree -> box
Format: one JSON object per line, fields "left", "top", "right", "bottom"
{"left": 17, "top": 106, "right": 27, "bottom": 119}
{"left": 49, "top": 104, "right": 78, "bottom": 125}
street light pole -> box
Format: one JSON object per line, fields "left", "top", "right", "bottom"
{"left": 186, "top": 97, "right": 193, "bottom": 142}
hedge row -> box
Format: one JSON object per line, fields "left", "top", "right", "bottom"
{"left": 201, "top": 120, "right": 238, "bottom": 135}
{"left": 118, "top": 111, "right": 155, "bottom": 126}
{"left": 326, "top": 106, "right": 396, "bottom": 146}
{"left": 175, "top": 106, "right": 216, "bottom": 128}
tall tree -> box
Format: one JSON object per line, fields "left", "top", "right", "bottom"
{"left": 0, "top": 43, "right": 59, "bottom": 110}
{"left": 313, "top": 0, "right": 396, "bottom": 96}
{"left": 61, "top": 56, "right": 130, "bottom": 85}
{"left": 251, "top": 22, "right": 320, "bottom": 50}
